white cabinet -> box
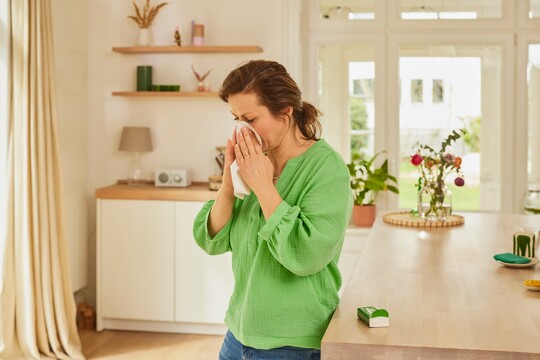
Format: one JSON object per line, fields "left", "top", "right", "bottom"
{"left": 100, "top": 200, "right": 175, "bottom": 321}
{"left": 97, "top": 198, "right": 233, "bottom": 334}
{"left": 174, "top": 202, "right": 234, "bottom": 324}
{"left": 338, "top": 228, "right": 369, "bottom": 297}
{"left": 96, "top": 195, "right": 366, "bottom": 333}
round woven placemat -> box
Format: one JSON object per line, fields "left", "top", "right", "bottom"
{"left": 383, "top": 211, "right": 465, "bottom": 228}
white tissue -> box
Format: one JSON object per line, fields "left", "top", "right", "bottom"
{"left": 230, "top": 122, "right": 262, "bottom": 199}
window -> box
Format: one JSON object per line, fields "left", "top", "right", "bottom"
{"left": 350, "top": 64, "right": 374, "bottom": 159}
{"left": 530, "top": 0, "right": 540, "bottom": 18}
{"left": 527, "top": 45, "right": 540, "bottom": 186}
{"left": 398, "top": 46, "right": 499, "bottom": 212}
{"left": 308, "top": 1, "right": 526, "bottom": 213}
{"left": 399, "top": 0, "right": 502, "bottom": 20}
{"left": 319, "top": 0, "right": 375, "bottom": 21}
{"left": 410, "top": 79, "right": 423, "bottom": 103}
{"left": 317, "top": 44, "right": 375, "bottom": 160}
{"left": 432, "top": 79, "right": 444, "bottom": 103}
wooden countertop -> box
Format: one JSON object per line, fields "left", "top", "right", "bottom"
{"left": 322, "top": 212, "right": 540, "bottom": 359}
{"left": 95, "top": 182, "right": 217, "bottom": 202}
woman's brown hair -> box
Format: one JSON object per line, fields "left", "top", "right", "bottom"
{"left": 219, "top": 60, "right": 322, "bottom": 140}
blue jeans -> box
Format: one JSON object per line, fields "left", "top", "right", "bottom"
{"left": 218, "top": 330, "right": 321, "bottom": 360}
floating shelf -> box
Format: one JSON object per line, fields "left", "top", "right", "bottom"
{"left": 112, "top": 45, "right": 263, "bottom": 54}
{"left": 112, "top": 91, "right": 218, "bottom": 97}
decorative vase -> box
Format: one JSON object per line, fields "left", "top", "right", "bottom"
{"left": 352, "top": 205, "right": 377, "bottom": 227}
{"left": 417, "top": 181, "right": 452, "bottom": 221}
{"left": 197, "top": 79, "right": 210, "bottom": 92}
{"left": 138, "top": 28, "right": 152, "bottom": 46}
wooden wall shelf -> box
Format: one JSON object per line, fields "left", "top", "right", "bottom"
{"left": 112, "top": 91, "right": 218, "bottom": 97}
{"left": 112, "top": 45, "right": 263, "bottom": 54}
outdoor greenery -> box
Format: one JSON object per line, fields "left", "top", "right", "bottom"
{"left": 350, "top": 97, "right": 369, "bottom": 159}
{"left": 462, "top": 116, "right": 481, "bottom": 152}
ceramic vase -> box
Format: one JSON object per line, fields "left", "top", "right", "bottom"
{"left": 138, "top": 28, "right": 152, "bottom": 46}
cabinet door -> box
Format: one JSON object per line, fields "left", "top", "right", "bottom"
{"left": 101, "top": 199, "right": 175, "bottom": 321}
{"left": 175, "top": 201, "right": 234, "bottom": 324}
{"left": 338, "top": 232, "right": 368, "bottom": 296}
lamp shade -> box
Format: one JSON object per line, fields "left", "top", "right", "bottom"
{"left": 119, "top": 126, "right": 153, "bottom": 152}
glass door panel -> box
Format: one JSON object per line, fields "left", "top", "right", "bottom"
{"left": 318, "top": 45, "right": 375, "bottom": 160}
{"left": 530, "top": 0, "right": 540, "bottom": 18}
{"left": 319, "top": 0, "right": 375, "bottom": 20}
{"left": 527, "top": 45, "right": 540, "bottom": 213}
{"left": 398, "top": 45, "right": 502, "bottom": 212}
{"left": 400, "top": 0, "right": 502, "bottom": 20}
{"left": 349, "top": 62, "right": 375, "bottom": 159}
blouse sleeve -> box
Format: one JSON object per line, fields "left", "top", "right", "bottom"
{"left": 257, "top": 162, "right": 353, "bottom": 276}
{"left": 192, "top": 200, "right": 233, "bottom": 255}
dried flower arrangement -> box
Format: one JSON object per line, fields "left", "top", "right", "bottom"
{"left": 128, "top": 0, "right": 168, "bottom": 29}
{"left": 191, "top": 64, "right": 212, "bottom": 82}
{"left": 191, "top": 64, "right": 213, "bottom": 91}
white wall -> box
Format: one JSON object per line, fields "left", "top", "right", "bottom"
{"left": 82, "top": 0, "right": 301, "bottom": 300}
{"left": 88, "top": 0, "right": 292, "bottom": 191}
{"left": 52, "top": 0, "right": 89, "bottom": 292}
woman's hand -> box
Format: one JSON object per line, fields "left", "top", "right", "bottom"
{"left": 235, "top": 127, "right": 274, "bottom": 194}
{"left": 218, "top": 128, "right": 237, "bottom": 195}
{"left": 207, "top": 128, "right": 236, "bottom": 236}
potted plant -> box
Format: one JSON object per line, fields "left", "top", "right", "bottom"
{"left": 347, "top": 151, "right": 399, "bottom": 227}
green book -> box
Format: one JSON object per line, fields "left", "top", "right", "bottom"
{"left": 357, "top": 306, "right": 389, "bottom": 328}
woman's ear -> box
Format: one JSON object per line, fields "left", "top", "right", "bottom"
{"left": 284, "top": 106, "right": 293, "bottom": 117}
{"left": 278, "top": 106, "right": 294, "bottom": 122}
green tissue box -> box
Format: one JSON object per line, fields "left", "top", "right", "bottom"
{"left": 357, "top": 306, "right": 389, "bottom": 328}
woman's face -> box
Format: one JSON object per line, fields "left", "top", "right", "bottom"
{"left": 228, "top": 92, "right": 289, "bottom": 153}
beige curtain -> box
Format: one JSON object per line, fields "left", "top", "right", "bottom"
{"left": 0, "top": 0, "right": 84, "bottom": 358}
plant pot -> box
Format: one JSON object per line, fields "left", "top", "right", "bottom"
{"left": 352, "top": 204, "right": 376, "bottom": 227}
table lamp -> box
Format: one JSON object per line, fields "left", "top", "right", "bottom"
{"left": 118, "top": 126, "right": 153, "bottom": 186}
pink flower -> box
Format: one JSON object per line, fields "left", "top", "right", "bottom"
{"left": 454, "top": 177, "right": 465, "bottom": 187}
{"left": 443, "top": 153, "right": 455, "bottom": 163}
{"left": 411, "top": 153, "right": 423, "bottom": 166}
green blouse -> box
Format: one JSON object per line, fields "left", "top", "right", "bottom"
{"left": 192, "top": 139, "right": 352, "bottom": 350}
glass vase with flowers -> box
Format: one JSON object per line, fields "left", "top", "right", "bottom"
{"left": 410, "top": 129, "right": 466, "bottom": 221}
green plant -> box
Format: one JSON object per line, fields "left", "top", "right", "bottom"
{"left": 347, "top": 151, "right": 399, "bottom": 206}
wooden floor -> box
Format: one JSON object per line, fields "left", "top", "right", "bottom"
{"left": 79, "top": 329, "right": 224, "bottom": 359}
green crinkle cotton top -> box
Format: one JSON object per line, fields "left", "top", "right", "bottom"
{"left": 192, "top": 139, "right": 353, "bottom": 350}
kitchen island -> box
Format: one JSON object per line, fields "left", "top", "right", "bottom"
{"left": 322, "top": 212, "right": 540, "bottom": 359}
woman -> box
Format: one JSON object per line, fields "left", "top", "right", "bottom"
{"left": 192, "top": 60, "right": 352, "bottom": 360}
